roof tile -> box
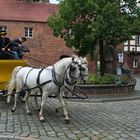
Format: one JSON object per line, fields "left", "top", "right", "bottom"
{"left": 0, "top": 0, "right": 58, "bottom": 22}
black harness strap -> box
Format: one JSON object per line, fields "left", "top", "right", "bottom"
{"left": 52, "top": 65, "right": 66, "bottom": 96}
{"left": 65, "top": 67, "right": 77, "bottom": 86}
{"left": 24, "top": 68, "right": 34, "bottom": 90}
{"left": 65, "top": 78, "right": 76, "bottom": 86}
{"left": 52, "top": 65, "right": 64, "bottom": 87}
{"left": 23, "top": 68, "right": 52, "bottom": 93}
{"left": 64, "top": 69, "right": 77, "bottom": 95}
{"left": 16, "top": 67, "right": 23, "bottom": 74}
{"left": 24, "top": 80, "right": 52, "bottom": 92}
{"left": 36, "top": 68, "right": 45, "bottom": 93}
{"left": 64, "top": 85, "right": 73, "bottom": 93}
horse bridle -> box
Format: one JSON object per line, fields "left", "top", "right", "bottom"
{"left": 52, "top": 61, "right": 79, "bottom": 87}
{"left": 79, "top": 62, "right": 88, "bottom": 78}
{"left": 65, "top": 63, "right": 79, "bottom": 86}
{"left": 65, "top": 61, "right": 88, "bottom": 86}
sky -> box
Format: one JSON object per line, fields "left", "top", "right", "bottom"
{"left": 49, "top": 0, "right": 59, "bottom": 4}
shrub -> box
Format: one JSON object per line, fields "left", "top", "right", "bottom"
{"left": 87, "top": 73, "right": 116, "bottom": 84}
{"left": 120, "top": 74, "right": 129, "bottom": 84}
{"left": 86, "top": 73, "right": 131, "bottom": 85}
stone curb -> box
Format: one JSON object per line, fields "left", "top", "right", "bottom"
{"left": 68, "top": 90, "right": 140, "bottom": 103}
{"left": 68, "top": 96, "right": 140, "bottom": 103}
{"left": 0, "top": 135, "right": 38, "bottom": 140}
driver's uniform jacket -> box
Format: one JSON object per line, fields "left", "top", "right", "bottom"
{"left": 0, "top": 37, "right": 11, "bottom": 51}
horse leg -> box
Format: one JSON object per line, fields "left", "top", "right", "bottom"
{"left": 57, "top": 92, "right": 69, "bottom": 124}
{"left": 11, "top": 78, "right": 23, "bottom": 112}
{"left": 34, "top": 92, "right": 40, "bottom": 111}
{"left": 56, "top": 93, "right": 68, "bottom": 113}
{"left": 7, "top": 66, "right": 23, "bottom": 103}
{"left": 63, "top": 92, "right": 69, "bottom": 108}
{"left": 11, "top": 93, "right": 18, "bottom": 112}
{"left": 56, "top": 98, "right": 68, "bottom": 113}
{"left": 39, "top": 92, "right": 48, "bottom": 121}
{"left": 7, "top": 90, "right": 13, "bottom": 103}
{"left": 7, "top": 80, "right": 16, "bottom": 103}
{"left": 25, "top": 91, "right": 32, "bottom": 115}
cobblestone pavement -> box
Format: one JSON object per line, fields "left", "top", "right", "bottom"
{"left": 0, "top": 96, "right": 140, "bottom": 140}
{"left": 0, "top": 74, "right": 140, "bottom": 140}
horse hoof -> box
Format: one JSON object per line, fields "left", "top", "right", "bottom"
{"left": 55, "top": 108, "right": 58, "bottom": 113}
{"left": 7, "top": 99, "right": 10, "bottom": 103}
{"left": 36, "top": 107, "right": 40, "bottom": 111}
{"left": 40, "top": 119, "right": 45, "bottom": 123}
{"left": 40, "top": 116, "right": 45, "bottom": 122}
{"left": 65, "top": 119, "right": 70, "bottom": 124}
{"left": 27, "top": 112, "right": 32, "bottom": 115}
{"left": 11, "top": 108, "right": 15, "bottom": 112}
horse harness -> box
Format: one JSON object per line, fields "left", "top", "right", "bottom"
{"left": 23, "top": 68, "right": 52, "bottom": 94}
{"left": 17, "top": 62, "right": 80, "bottom": 95}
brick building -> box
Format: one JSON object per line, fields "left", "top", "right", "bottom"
{"left": 123, "top": 36, "right": 140, "bottom": 73}
{"left": 0, "top": 0, "right": 75, "bottom": 67}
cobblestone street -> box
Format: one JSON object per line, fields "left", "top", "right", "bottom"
{"left": 0, "top": 75, "right": 139, "bottom": 140}
{"left": 0, "top": 96, "right": 140, "bottom": 140}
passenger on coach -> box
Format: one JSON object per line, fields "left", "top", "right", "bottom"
{"left": 0, "top": 30, "right": 19, "bottom": 59}
{"left": 11, "top": 37, "right": 28, "bottom": 59}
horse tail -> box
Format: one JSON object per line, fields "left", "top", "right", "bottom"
{"left": 7, "top": 66, "right": 22, "bottom": 103}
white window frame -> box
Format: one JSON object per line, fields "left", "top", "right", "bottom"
{"left": 25, "top": 27, "right": 33, "bottom": 38}
{"left": 118, "top": 52, "right": 124, "bottom": 63}
{"left": 133, "top": 59, "right": 138, "bottom": 68}
{"left": 135, "top": 36, "right": 140, "bottom": 45}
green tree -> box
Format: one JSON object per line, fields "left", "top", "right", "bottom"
{"left": 48, "top": 0, "right": 140, "bottom": 76}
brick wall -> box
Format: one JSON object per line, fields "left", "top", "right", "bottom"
{"left": 0, "top": 20, "right": 96, "bottom": 72}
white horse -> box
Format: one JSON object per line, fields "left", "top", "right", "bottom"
{"left": 33, "top": 57, "right": 88, "bottom": 113}
{"left": 55, "top": 57, "right": 88, "bottom": 113}
{"left": 27, "top": 56, "right": 88, "bottom": 120}
{"left": 7, "top": 56, "right": 81, "bottom": 122}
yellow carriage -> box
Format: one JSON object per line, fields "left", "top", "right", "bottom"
{"left": 0, "top": 60, "right": 27, "bottom": 92}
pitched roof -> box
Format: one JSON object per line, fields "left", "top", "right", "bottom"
{"left": 0, "top": 0, "right": 58, "bottom": 22}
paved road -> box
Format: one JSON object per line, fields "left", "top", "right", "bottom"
{"left": 0, "top": 75, "right": 140, "bottom": 140}
{"left": 0, "top": 96, "right": 140, "bottom": 140}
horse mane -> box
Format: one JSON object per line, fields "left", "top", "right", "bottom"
{"left": 55, "top": 55, "right": 78, "bottom": 66}
{"left": 60, "top": 55, "right": 70, "bottom": 60}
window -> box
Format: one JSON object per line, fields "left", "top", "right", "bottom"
{"left": 0, "top": 26, "right": 7, "bottom": 31}
{"left": 118, "top": 53, "right": 124, "bottom": 63}
{"left": 25, "top": 27, "right": 33, "bottom": 38}
{"left": 133, "top": 59, "right": 138, "bottom": 68}
{"left": 135, "top": 36, "right": 140, "bottom": 45}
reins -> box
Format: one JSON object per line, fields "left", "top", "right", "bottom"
{"left": 7, "top": 61, "right": 74, "bottom": 96}
{"left": 24, "top": 55, "right": 51, "bottom": 67}
{"left": 5, "top": 57, "right": 88, "bottom": 100}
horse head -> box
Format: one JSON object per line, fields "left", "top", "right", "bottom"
{"left": 69, "top": 55, "right": 88, "bottom": 83}
{"left": 79, "top": 57, "right": 88, "bottom": 83}
{"left": 68, "top": 55, "right": 81, "bottom": 81}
